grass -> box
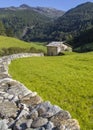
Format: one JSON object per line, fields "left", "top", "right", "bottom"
{"left": 9, "top": 52, "right": 93, "bottom": 130}
{"left": 0, "top": 36, "right": 46, "bottom": 52}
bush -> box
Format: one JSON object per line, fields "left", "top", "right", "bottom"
{"left": 0, "top": 47, "right": 45, "bottom": 56}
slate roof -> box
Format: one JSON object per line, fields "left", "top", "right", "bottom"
{"left": 46, "top": 41, "right": 66, "bottom": 47}
{"left": 46, "top": 41, "right": 72, "bottom": 48}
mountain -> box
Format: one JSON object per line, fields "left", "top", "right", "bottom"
{"left": 32, "top": 7, "right": 65, "bottom": 19}
{"left": 1, "top": 2, "right": 93, "bottom": 52}
{"left": 55, "top": 2, "right": 93, "bottom": 34}
{"left": 0, "top": 4, "right": 64, "bottom": 39}
{"left": 0, "top": 8, "right": 49, "bottom": 38}
{"left": 22, "top": 2, "right": 93, "bottom": 43}
{"left": 52, "top": 2, "right": 93, "bottom": 52}
{"left": 70, "top": 27, "right": 93, "bottom": 52}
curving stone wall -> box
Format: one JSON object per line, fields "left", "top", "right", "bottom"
{"left": 0, "top": 53, "right": 80, "bottom": 130}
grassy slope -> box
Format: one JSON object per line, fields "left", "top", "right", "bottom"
{"left": 0, "top": 36, "right": 46, "bottom": 52}
{"left": 9, "top": 52, "right": 93, "bottom": 130}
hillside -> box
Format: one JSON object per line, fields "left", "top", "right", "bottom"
{"left": 0, "top": 4, "right": 64, "bottom": 39}
{"left": 0, "top": 8, "right": 49, "bottom": 38}
{"left": 70, "top": 27, "right": 93, "bottom": 52}
{"left": 0, "top": 36, "right": 46, "bottom": 56}
{"left": 22, "top": 2, "right": 93, "bottom": 44}
{"left": 55, "top": 2, "right": 93, "bottom": 34}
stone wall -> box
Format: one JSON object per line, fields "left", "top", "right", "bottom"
{"left": 0, "top": 53, "right": 80, "bottom": 130}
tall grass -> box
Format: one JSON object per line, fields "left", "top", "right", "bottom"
{"left": 9, "top": 52, "right": 93, "bottom": 130}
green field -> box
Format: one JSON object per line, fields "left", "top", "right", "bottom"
{"left": 9, "top": 52, "right": 93, "bottom": 130}
{"left": 0, "top": 36, "right": 46, "bottom": 54}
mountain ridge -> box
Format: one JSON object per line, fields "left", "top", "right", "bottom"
{"left": 0, "top": 4, "right": 65, "bottom": 19}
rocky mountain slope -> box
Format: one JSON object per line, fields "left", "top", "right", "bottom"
{"left": 0, "top": 4, "right": 64, "bottom": 39}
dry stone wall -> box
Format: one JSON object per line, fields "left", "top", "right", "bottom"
{"left": 0, "top": 53, "right": 80, "bottom": 130}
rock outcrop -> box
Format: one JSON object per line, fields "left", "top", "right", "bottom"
{"left": 0, "top": 53, "right": 80, "bottom": 130}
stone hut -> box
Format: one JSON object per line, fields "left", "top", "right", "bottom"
{"left": 46, "top": 41, "right": 72, "bottom": 56}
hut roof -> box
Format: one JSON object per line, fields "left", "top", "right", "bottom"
{"left": 46, "top": 41, "right": 70, "bottom": 47}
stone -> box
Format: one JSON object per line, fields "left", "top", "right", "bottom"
{"left": 44, "top": 121, "right": 54, "bottom": 129}
{"left": 39, "top": 127, "right": 45, "bottom": 130}
{"left": 59, "top": 119, "right": 80, "bottom": 130}
{"left": 31, "top": 117, "right": 48, "bottom": 128}
{"left": 29, "top": 110, "right": 38, "bottom": 120}
{"left": 0, "top": 96, "right": 3, "bottom": 100}
{"left": 26, "top": 128, "right": 34, "bottom": 130}
{"left": 0, "top": 101, "right": 18, "bottom": 118}
{"left": 26, "top": 119, "right": 33, "bottom": 128}
{"left": 37, "top": 102, "right": 61, "bottom": 118}
{"left": 8, "top": 95, "right": 14, "bottom": 100}
{"left": 50, "top": 111, "right": 71, "bottom": 127}
{"left": 0, "top": 91, "right": 6, "bottom": 94}
{"left": 37, "top": 106, "right": 46, "bottom": 117}
{"left": 22, "top": 92, "right": 37, "bottom": 101}
{"left": 0, "top": 119, "right": 9, "bottom": 130}
{"left": 0, "top": 73, "right": 10, "bottom": 79}
{"left": 3, "top": 93, "right": 9, "bottom": 99}
{"left": 16, "top": 104, "right": 29, "bottom": 120}
{"left": 14, "top": 116, "right": 27, "bottom": 130}
{"left": 12, "top": 96, "right": 19, "bottom": 102}
{"left": 21, "top": 95, "right": 43, "bottom": 106}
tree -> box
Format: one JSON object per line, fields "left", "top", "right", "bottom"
{"left": 0, "top": 21, "right": 6, "bottom": 35}
{"left": 6, "top": 28, "right": 14, "bottom": 37}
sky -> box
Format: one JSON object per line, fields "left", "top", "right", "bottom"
{"left": 0, "top": 0, "right": 93, "bottom": 11}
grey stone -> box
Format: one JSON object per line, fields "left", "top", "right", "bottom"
{"left": 0, "top": 73, "right": 10, "bottom": 79}
{"left": 0, "top": 100, "right": 2, "bottom": 103}
{"left": 22, "top": 92, "right": 37, "bottom": 101}
{"left": 59, "top": 119, "right": 80, "bottom": 130}
{"left": 21, "top": 95, "right": 43, "bottom": 106}
{"left": 26, "top": 119, "right": 33, "bottom": 128}
{"left": 4, "top": 99, "right": 9, "bottom": 102}
{"left": 0, "top": 101, "right": 18, "bottom": 118}
{"left": 8, "top": 95, "right": 14, "bottom": 100}
{"left": 0, "top": 119, "right": 9, "bottom": 130}
{"left": 39, "top": 127, "right": 45, "bottom": 130}
{"left": 29, "top": 110, "right": 38, "bottom": 120}
{"left": 37, "top": 102, "right": 61, "bottom": 118}
{"left": 44, "top": 121, "right": 54, "bottom": 129}
{"left": 3, "top": 93, "right": 9, "bottom": 99}
{"left": 16, "top": 104, "right": 29, "bottom": 120}
{"left": 50, "top": 111, "right": 71, "bottom": 127}
{"left": 0, "top": 91, "right": 6, "bottom": 94}
{"left": 0, "top": 96, "right": 3, "bottom": 100}
{"left": 14, "top": 116, "right": 27, "bottom": 130}
{"left": 26, "top": 128, "right": 34, "bottom": 130}
{"left": 31, "top": 117, "right": 48, "bottom": 128}
{"left": 12, "top": 96, "right": 19, "bottom": 102}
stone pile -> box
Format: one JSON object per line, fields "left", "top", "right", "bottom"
{"left": 0, "top": 53, "right": 80, "bottom": 130}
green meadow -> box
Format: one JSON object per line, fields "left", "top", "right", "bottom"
{"left": 9, "top": 52, "right": 93, "bottom": 130}
{"left": 0, "top": 36, "right": 46, "bottom": 54}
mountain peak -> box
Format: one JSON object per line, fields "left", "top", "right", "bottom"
{"left": 19, "top": 4, "right": 31, "bottom": 8}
